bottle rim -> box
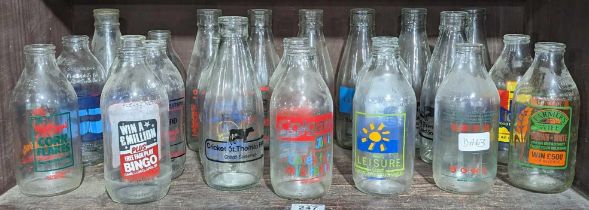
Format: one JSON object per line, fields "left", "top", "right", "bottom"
{"left": 93, "top": 8, "right": 119, "bottom": 15}
{"left": 283, "top": 37, "right": 310, "bottom": 50}
{"left": 401, "top": 8, "right": 427, "bottom": 15}
{"left": 147, "top": 30, "right": 172, "bottom": 39}
{"left": 535, "top": 42, "right": 566, "bottom": 52}
{"left": 299, "top": 9, "right": 324, "bottom": 26}
{"left": 197, "top": 8, "right": 222, "bottom": 16}
{"left": 371, "top": 36, "right": 397, "bottom": 49}
{"left": 121, "top": 35, "right": 146, "bottom": 48}
{"left": 463, "top": 8, "right": 487, "bottom": 15}
{"left": 219, "top": 16, "right": 248, "bottom": 26}
{"left": 440, "top": 11, "right": 468, "bottom": 18}
{"left": 24, "top": 44, "right": 55, "bottom": 54}
{"left": 248, "top": 9, "right": 272, "bottom": 27}
{"left": 61, "top": 35, "right": 90, "bottom": 44}
{"left": 503, "top": 34, "right": 531, "bottom": 44}
{"left": 350, "top": 8, "right": 375, "bottom": 14}
{"left": 197, "top": 9, "right": 222, "bottom": 26}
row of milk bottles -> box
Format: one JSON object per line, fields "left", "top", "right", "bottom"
{"left": 10, "top": 6, "right": 579, "bottom": 202}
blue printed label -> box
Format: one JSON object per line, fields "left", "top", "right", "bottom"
{"left": 79, "top": 96, "right": 103, "bottom": 143}
{"left": 354, "top": 112, "right": 406, "bottom": 177}
{"left": 338, "top": 86, "right": 355, "bottom": 114}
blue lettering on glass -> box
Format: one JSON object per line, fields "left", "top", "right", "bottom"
{"left": 78, "top": 95, "right": 103, "bottom": 143}
{"left": 338, "top": 86, "right": 355, "bottom": 114}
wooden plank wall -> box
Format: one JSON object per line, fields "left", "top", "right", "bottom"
{"left": 525, "top": 0, "right": 589, "bottom": 197}
{"left": 0, "top": 0, "right": 72, "bottom": 194}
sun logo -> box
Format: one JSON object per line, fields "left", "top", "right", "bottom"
{"left": 361, "top": 122, "right": 391, "bottom": 152}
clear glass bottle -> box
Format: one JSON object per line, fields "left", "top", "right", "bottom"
{"left": 399, "top": 9, "right": 430, "bottom": 154}
{"left": 144, "top": 40, "right": 186, "bottom": 179}
{"left": 464, "top": 8, "right": 491, "bottom": 70}
{"left": 335, "top": 8, "right": 374, "bottom": 150}
{"left": 298, "top": 9, "right": 335, "bottom": 97}
{"left": 432, "top": 43, "right": 499, "bottom": 194}
{"left": 352, "top": 37, "right": 416, "bottom": 195}
{"left": 508, "top": 42, "right": 580, "bottom": 193}
{"left": 201, "top": 16, "right": 264, "bottom": 191}
{"left": 107, "top": 35, "right": 146, "bottom": 78}
{"left": 489, "top": 34, "right": 533, "bottom": 165}
{"left": 91, "top": 8, "right": 122, "bottom": 74}
{"left": 57, "top": 35, "right": 106, "bottom": 166}
{"left": 147, "top": 30, "right": 186, "bottom": 80}
{"left": 268, "top": 38, "right": 309, "bottom": 90}
{"left": 101, "top": 46, "right": 171, "bottom": 204}
{"left": 270, "top": 38, "right": 333, "bottom": 199}
{"left": 248, "top": 9, "right": 280, "bottom": 149}
{"left": 196, "top": 37, "right": 220, "bottom": 164}
{"left": 11, "top": 44, "right": 83, "bottom": 196}
{"left": 419, "top": 11, "right": 467, "bottom": 163}
{"left": 186, "top": 9, "right": 221, "bottom": 151}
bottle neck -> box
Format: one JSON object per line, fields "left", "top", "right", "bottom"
{"left": 94, "top": 24, "right": 120, "bottom": 32}
{"left": 145, "top": 48, "right": 168, "bottom": 60}
{"left": 455, "top": 49, "right": 486, "bottom": 76}
{"left": 370, "top": 48, "right": 400, "bottom": 73}
{"left": 250, "top": 25, "right": 273, "bottom": 40}
{"left": 299, "top": 24, "right": 324, "bottom": 38}
{"left": 25, "top": 53, "right": 58, "bottom": 74}
{"left": 535, "top": 50, "right": 566, "bottom": 74}
{"left": 62, "top": 42, "right": 91, "bottom": 53}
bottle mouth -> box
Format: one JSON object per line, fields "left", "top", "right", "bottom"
{"left": 463, "top": 8, "right": 486, "bottom": 16}
{"left": 121, "top": 35, "right": 146, "bottom": 48}
{"left": 350, "top": 8, "right": 375, "bottom": 27}
{"left": 299, "top": 9, "right": 324, "bottom": 26}
{"left": 248, "top": 9, "right": 272, "bottom": 27}
{"left": 93, "top": 8, "right": 120, "bottom": 25}
{"left": 351, "top": 8, "right": 375, "bottom": 15}
{"left": 440, "top": 11, "right": 467, "bottom": 27}
{"left": 197, "top": 9, "right": 222, "bottom": 26}
{"left": 24, "top": 44, "right": 56, "bottom": 54}
{"left": 61, "top": 35, "right": 89, "bottom": 44}
{"left": 401, "top": 8, "right": 427, "bottom": 15}
{"left": 456, "top": 43, "right": 484, "bottom": 52}
{"left": 219, "top": 16, "right": 248, "bottom": 26}
{"left": 535, "top": 42, "right": 566, "bottom": 52}
{"left": 147, "top": 30, "right": 172, "bottom": 40}
{"left": 283, "top": 37, "right": 310, "bottom": 50}
{"left": 503, "top": 34, "right": 531, "bottom": 44}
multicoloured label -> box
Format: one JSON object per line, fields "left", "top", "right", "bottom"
{"left": 169, "top": 97, "right": 185, "bottom": 159}
{"left": 109, "top": 102, "right": 161, "bottom": 181}
{"left": 513, "top": 97, "right": 572, "bottom": 169}
{"left": 353, "top": 112, "right": 405, "bottom": 178}
{"left": 276, "top": 111, "right": 333, "bottom": 183}
{"left": 28, "top": 108, "right": 74, "bottom": 172}
{"left": 338, "top": 86, "right": 355, "bottom": 114}
{"left": 498, "top": 81, "right": 517, "bottom": 145}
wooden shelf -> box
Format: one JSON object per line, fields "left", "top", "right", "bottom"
{"left": 0, "top": 146, "right": 587, "bottom": 209}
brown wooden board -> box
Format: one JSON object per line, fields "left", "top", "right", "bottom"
{"left": 0, "top": 0, "right": 72, "bottom": 195}
{"left": 0, "top": 146, "right": 588, "bottom": 209}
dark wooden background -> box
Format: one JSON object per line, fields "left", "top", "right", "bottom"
{"left": 0, "top": 0, "right": 587, "bottom": 197}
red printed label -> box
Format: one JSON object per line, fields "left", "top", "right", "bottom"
{"left": 190, "top": 89, "right": 199, "bottom": 137}
{"left": 276, "top": 112, "right": 334, "bottom": 142}
{"left": 117, "top": 119, "right": 160, "bottom": 181}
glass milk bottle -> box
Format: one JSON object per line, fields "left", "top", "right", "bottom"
{"left": 11, "top": 44, "right": 83, "bottom": 196}
{"left": 419, "top": 11, "right": 467, "bottom": 163}
{"left": 91, "top": 8, "right": 122, "bottom": 73}
{"left": 101, "top": 46, "right": 171, "bottom": 203}
{"left": 186, "top": 9, "right": 221, "bottom": 151}
{"left": 489, "top": 34, "right": 532, "bottom": 164}
{"left": 399, "top": 8, "right": 430, "bottom": 107}
{"left": 57, "top": 35, "right": 106, "bottom": 166}
{"left": 298, "top": 9, "right": 335, "bottom": 97}
{"left": 148, "top": 30, "right": 186, "bottom": 79}
{"left": 508, "top": 42, "right": 580, "bottom": 193}
{"left": 201, "top": 16, "right": 264, "bottom": 190}
{"left": 432, "top": 43, "right": 499, "bottom": 194}
{"left": 335, "top": 8, "right": 374, "bottom": 150}
{"left": 144, "top": 40, "right": 186, "bottom": 179}
{"left": 270, "top": 39, "right": 333, "bottom": 199}
{"left": 248, "top": 9, "right": 280, "bottom": 149}
{"left": 353, "top": 37, "right": 416, "bottom": 195}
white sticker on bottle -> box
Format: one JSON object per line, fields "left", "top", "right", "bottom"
{"left": 458, "top": 132, "right": 490, "bottom": 152}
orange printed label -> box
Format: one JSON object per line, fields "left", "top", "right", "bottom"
{"left": 528, "top": 149, "right": 567, "bottom": 167}
{"left": 190, "top": 89, "right": 199, "bottom": 137}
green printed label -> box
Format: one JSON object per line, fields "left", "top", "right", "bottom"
{"left": 29, "top": 111, "right": 74, "bottom": 172}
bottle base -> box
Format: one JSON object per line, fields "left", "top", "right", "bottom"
{"left": 434, "top": 177, "right": 493, "bottom": 195}
{"left": 171, "top": 155, "right": 186, "bottom": 179}
{"left": 19, "top": 175, "right": 82, "bottom": 197}
{"left": 82, "top": 158, "right": 104, "bottom": 167}
{"left": 105, "top": 167, "right": 172, "bottom": 204}
{"left": 187, "top": 140, "right": 199, "bottom": 152}
{"left": 335, "top": 141, "right": 352, "bottom": 150}
{"left": 508, "top": 174, "right": 570, "bottom": 193}
{"left": 206, "top": 172, "right": 259, "bottom": 191}
{"left": 273, "top": 180, "right": 328, "bottom": 199}
{"left": 354, "top": 178, "right": 409, "bottom": 195}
